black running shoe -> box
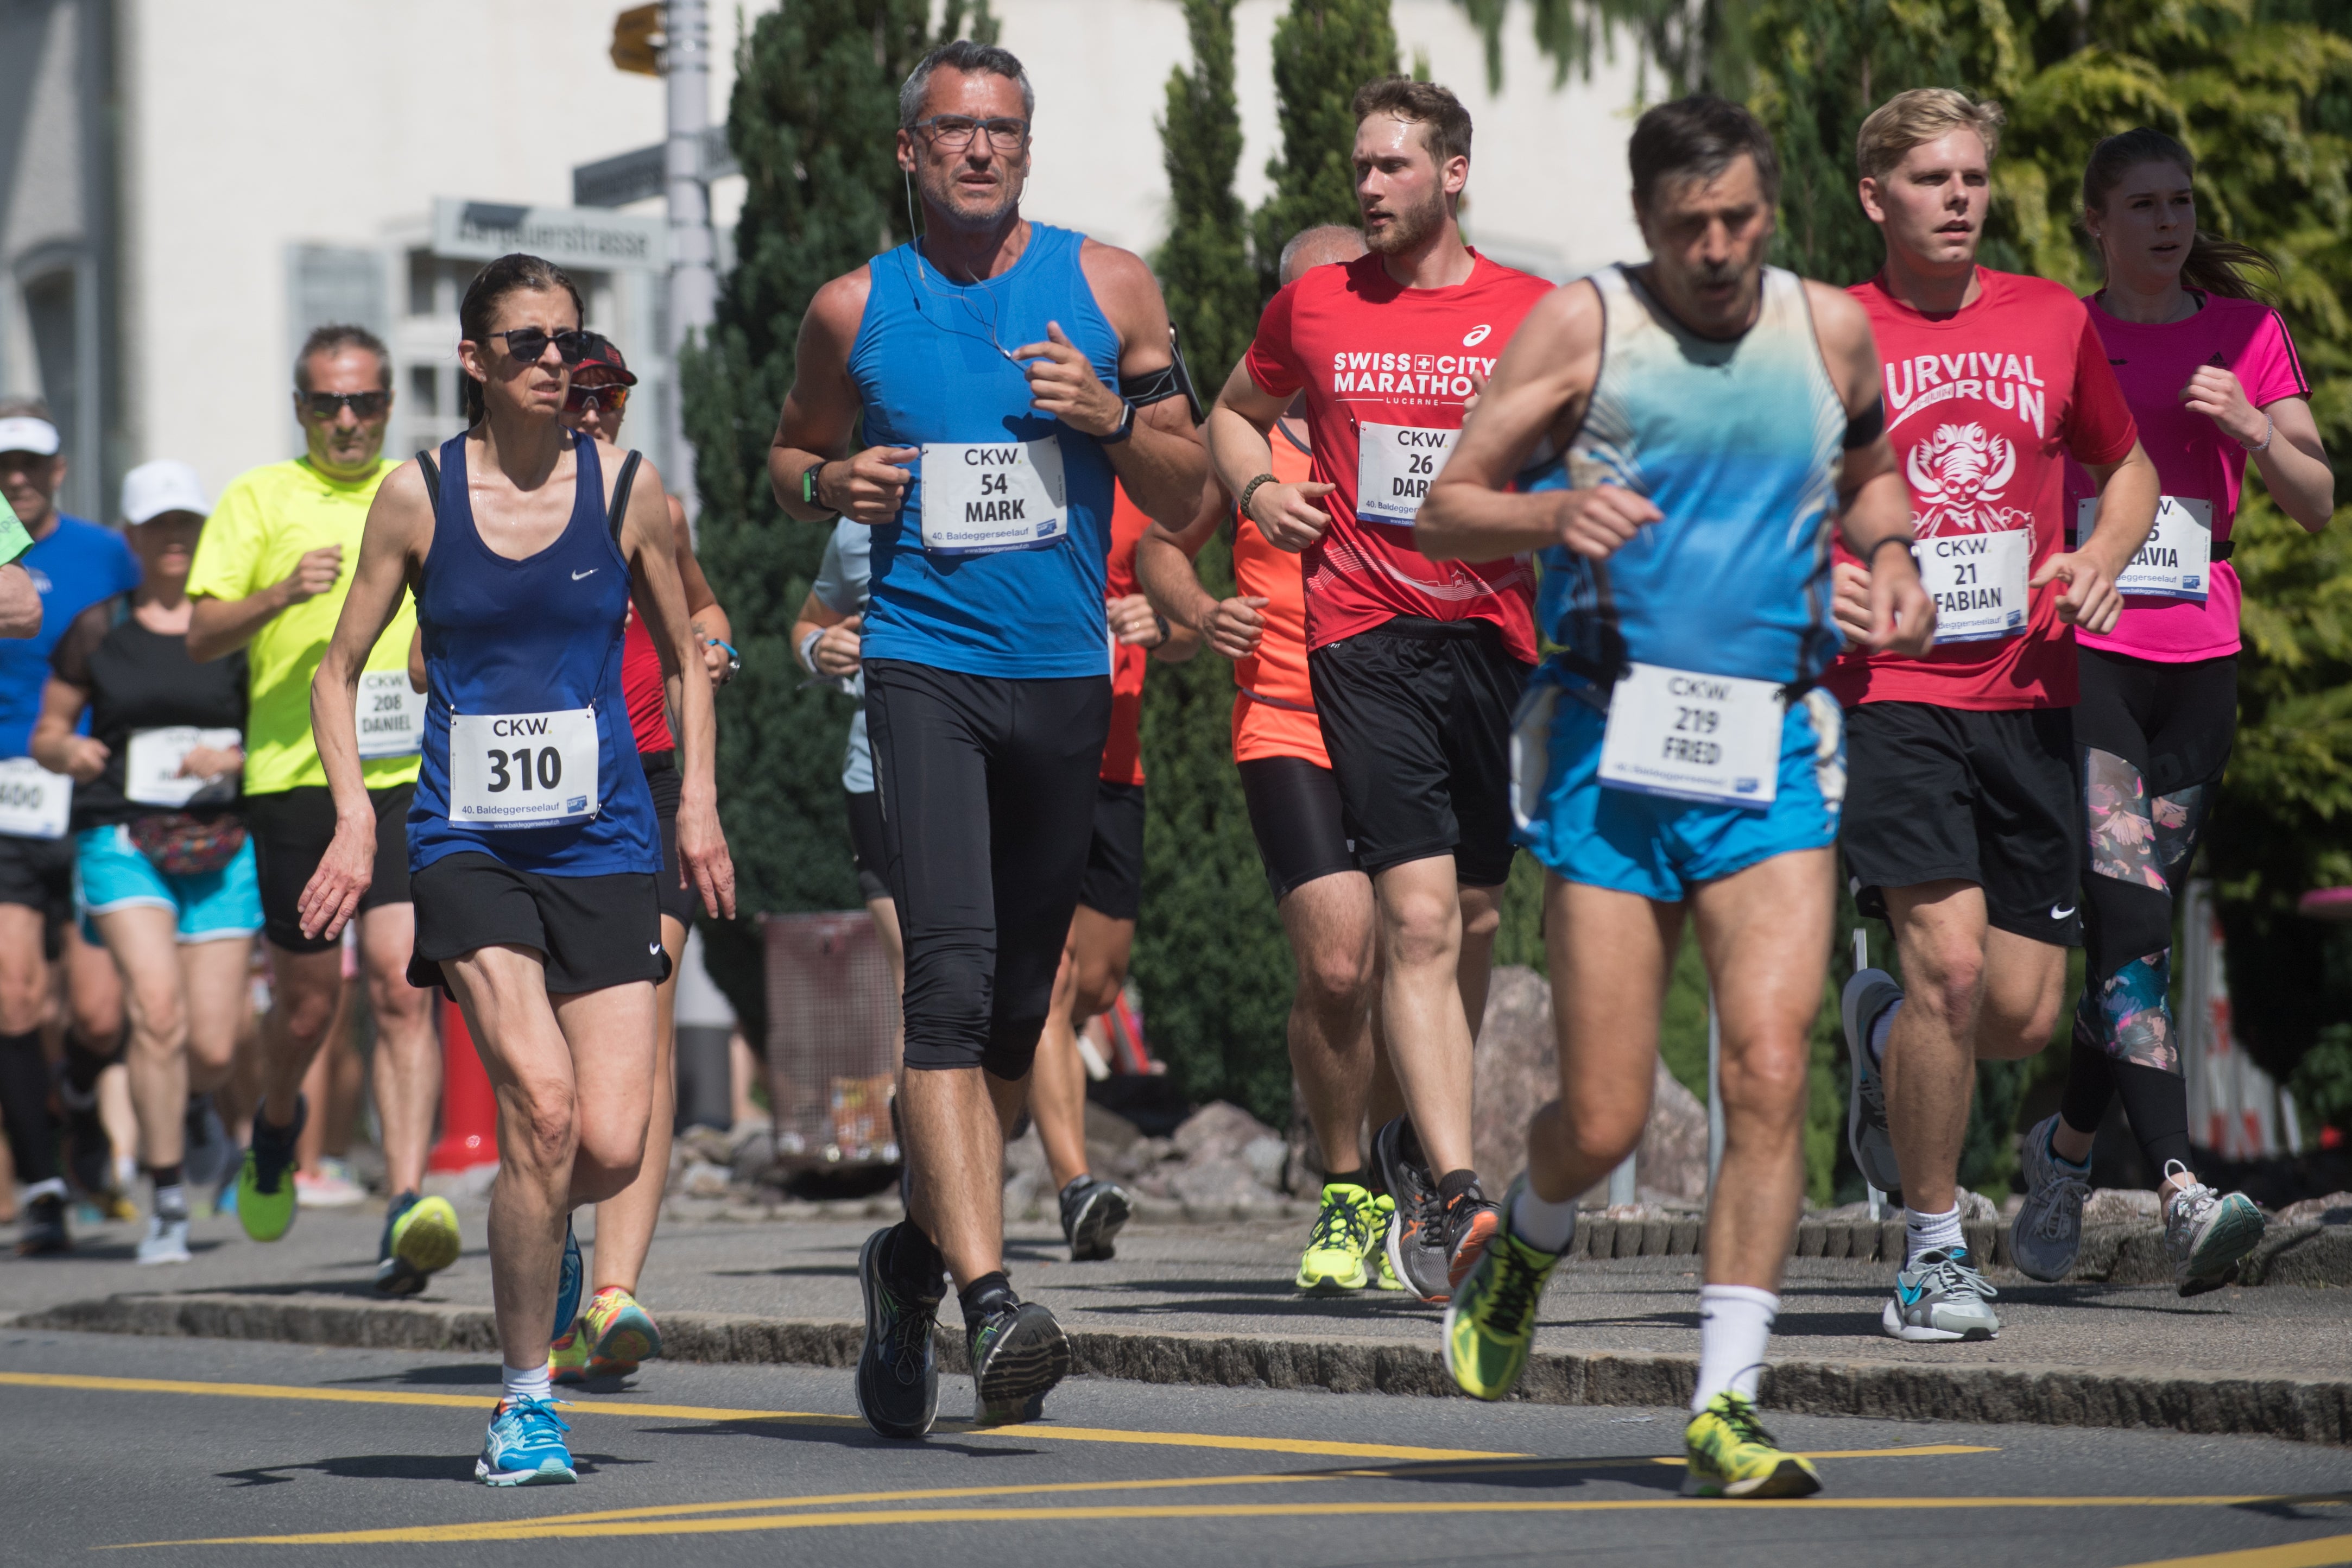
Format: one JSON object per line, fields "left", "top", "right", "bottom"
{"left": 855, "top": 1225, "right": 943, "bottom": 1439}
{"left": 16, "top": 1192, "right": 68, "bottom": 1256}
{"left": 61, "top": 1086, "right": 111, "bottom": 1199}
{"left": 967, "top": 1297, "right": 1071, "bottom": 1427}
{"left": 1059, "top": 1175, "right": 1131, "bottom": 1261}
{"left": 1373, "top": 1116, "right": 1450, "bottom": 1301}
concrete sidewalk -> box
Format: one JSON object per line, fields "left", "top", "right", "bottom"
{"left": 10, "top": 1194, "right": 2350, "bottom": 1444}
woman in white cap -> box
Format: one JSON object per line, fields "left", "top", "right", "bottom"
{"left": 32, "top": 459, "right": 260, "bottom": 1264}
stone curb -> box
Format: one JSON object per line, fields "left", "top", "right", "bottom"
{"left": 16, "top": 1289, "right": 2348, "bottom": 1446}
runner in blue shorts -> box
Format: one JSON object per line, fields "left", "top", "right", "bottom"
{"left": 1414, "top": 97, "right": 1933, "bottom": 1497}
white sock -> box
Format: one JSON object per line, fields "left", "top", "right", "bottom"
{"left": 20, "top": 1177, "right": 65, "bottom": 1203}
{"left": 1867, "top": 995, "right": 1902, "bottom": 1070}
{"left": 501, "top": 1362, "right": 552, "bottom": 1408}
{"left": 1692, "top": 1285, "right": 1778, "bottom": 1412}
{"left": 1905, "top": 1204, "right": 1964, "bottom": 1267}
{"left": 1509, "top": 1182, "right": 1578, "bottom": 1253}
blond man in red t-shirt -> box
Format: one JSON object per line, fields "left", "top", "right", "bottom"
{"left": 1829, "top": 89, "right": 2160, "bottom": 1344}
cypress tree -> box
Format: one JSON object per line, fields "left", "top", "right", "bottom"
{"left": 1250, "top": 0, "right": 1402, "bottom": 301}
{"left": 679, "top": 0, "right": 997, "bottom": 1030}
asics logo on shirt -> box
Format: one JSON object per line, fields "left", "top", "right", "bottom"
{"left": 571, "top": 568, "right": 597, "bottom": 580}
{"left": 1462, "top": 324, "right": 1493, "bottom": 346}
{"left": 1884, "top": 351, "right": 2051, "bottom": 437}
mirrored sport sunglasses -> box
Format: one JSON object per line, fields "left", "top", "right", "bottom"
{"left": 300, "top": 390, "right": 390, "bottom": 421}
{"left": 490, "top": 327, "right": 593, "bottom": 365}
{"left": 565, "top": 382, "right": 629, "bottom": 415}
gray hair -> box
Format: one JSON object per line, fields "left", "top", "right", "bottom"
{"left": 1279, "top": 224, "right": 1368, "bottom": 283}
{"left": 899, "top": 40, "right": 1034, "bottom": 131}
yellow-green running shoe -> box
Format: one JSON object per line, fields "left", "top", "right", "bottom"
{"left": 233, "top": 1147, "right": 296, "bottom": 1242}
{"left": 547, "top": 1323, "right": 593, "bottom": 1385}
{"left": 1441, "top": 1184, "right": 1560, "bottom": 1401}
{"left": 1370, "top": 1195, "right": 1405, "bottom": 1290}
{"left": 1683, "top": 1392, "right": 1823, "bottom": 1499}
{"left": 378, "top": 1193, "right": 463, "bottom": 1295}
{"left": 1295, "top": 1181, "right": 1378, "bottom": 1293}
{"left": 581, "top": 1285, "right": 663, "bottom": 1373}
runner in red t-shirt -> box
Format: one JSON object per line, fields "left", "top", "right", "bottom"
{"left": 1025, "top": 480, "right": 1198, "bottom": 1262}
{"left": 1207, "top": 79, "right": 1552, "bottom": 1301}
{"left": 2007, "top": 129, "right": 2335, "bottom": 1294}
{"left": 1825, "top": 91, "right": 2159, "bottom": 1347}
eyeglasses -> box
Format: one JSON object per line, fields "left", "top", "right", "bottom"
{"left": 489, "top": 327, "right": 592, "bottom": 365}
{"left": 300, "top": 391, "right": 390, "bottom": 421}
{"left": 912, "top": 115, "right": 1029, "bottom": 151}
{"left": 565, "top": 383, "right": 629, "bottom": 415}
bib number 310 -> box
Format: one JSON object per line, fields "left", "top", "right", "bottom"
{"left": 447, "top": 709, "right": 599, "bottom": 829}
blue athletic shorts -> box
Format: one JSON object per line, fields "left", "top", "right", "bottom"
{"left": 1512, "top": 668, "right": 1845, "bottom": 901}
{"left": 74, "top": 824, "right": 263, "bottom": 944}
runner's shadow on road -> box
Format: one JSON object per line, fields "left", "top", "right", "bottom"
{"left": 709, "top": 1264, "right": 858, "bottom": 1279}
{"left": 645, "top": 1419, "right": 1037, "bottom": 1460}
{"left": 1323, "top": 1455, "right": 1686, "bottom": 1495}
{"left": 324, "top": 1363, "right": 503, "bottom": 1388}
{"left": 216, "top": 1452, "right": 646, "bottom": 1486}
{"left": 1068, "top": 1292, "right": 1442, "bottom": 1323}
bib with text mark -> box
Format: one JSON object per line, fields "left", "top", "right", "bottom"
{"left": 919, "top": 438, "right": 1068, "bottom": 555}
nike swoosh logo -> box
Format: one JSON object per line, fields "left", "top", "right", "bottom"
{"left": 2051, "top": 903, "right": 2078, "bottom": 920}
{"left": 572, "top": 568, "right": 597, "bottom": 580}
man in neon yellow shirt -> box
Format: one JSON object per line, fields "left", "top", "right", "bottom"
{"left": 188, "top": 325, "right": 457, "bottom": 1291}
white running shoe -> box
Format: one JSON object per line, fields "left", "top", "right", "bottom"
{"left": 2162, "top": 1162, "right": 2266, "bottom": 1295}
{"left": 136, "top": 1212, "right": 192, "bottom": 1266}
{"left": 1881, "top": 1246, "right": 2000, "bottom": 1341}
{"left": 2008, "top": 1114, "right": 2092, "bottom": 1282}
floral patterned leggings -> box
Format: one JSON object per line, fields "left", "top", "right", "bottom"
{"left": 2054, "top": 647, "right": 2238, "bottom": 1175}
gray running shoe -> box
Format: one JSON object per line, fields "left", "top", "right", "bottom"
{"left": 1840, "top": 969, "right": 1907, "bottom": 1202}
{"left": 2008, "top": 1114, "right": 2092, "bottom": 1282}
{"left": 1373, "top": 1116, "right": 1451, "bottom": 1302}
{"left": 136, "top": 1211, "right": 191, "bottom": 1266}
{"left": 1059, "top": 1174, "right": 1131, "bottom": 1262}
{"left": 1881, "top": 1247, "right": 2000, "bottom": 1342}
{"left": 2162, "top": 1162, "right": 2265, "bottom": 1296}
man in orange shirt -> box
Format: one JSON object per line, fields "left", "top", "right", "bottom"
{"left": 1137, "top": 224, "right": 1408, "bottom": 1293}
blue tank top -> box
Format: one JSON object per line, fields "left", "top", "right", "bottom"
{"left": 0, "top": 516, "right": 140, "bottom": 756}
{"left": 848, "top": 223, "right": 1121, "bottom": 680}
{"left": 407, "top": 433, "right": 659, "bottom": 878}
{"left": 1526, "top": 264, "right": 1846, "bottom": 688}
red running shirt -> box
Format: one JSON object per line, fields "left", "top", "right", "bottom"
{"left": 1242, "top": 251, "right": 1550, "bottom": 663}
{"left": 1231, "top": 422, "right": 1328, "bottom": 768}
{"left": 1825, "top": 269, "right": 2139, "bottom": 710}
{"left": 621, "top": 608, "right": 671, "bottom": 754}
{"left": 1099, "top": 485, "right": 1152, "bottom": 787}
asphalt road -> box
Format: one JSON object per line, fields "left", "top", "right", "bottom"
{"left": 3, "top": 1327, "right": 2345, "bottom": 1567}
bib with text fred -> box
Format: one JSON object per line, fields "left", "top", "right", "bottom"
{"left": 1913, "top": 529, "right": 2031, "bottom": 643}
{"left": 2077, "top": 495, "right": 2214, "bottom": 603}
{"left": 124, "top": 727, "right": 241, "bottom": 808}
{"left": 0, "top": 757, "right": 71, "bottom": 840}
{"left": 919, "top": 438, "right": 1068, "bottom": 555}
{"left": 357, "top": 670, "right": 427, "bottom": 759}
{"left": 1355, "top": 423, "right": 1456, "bottom": 524}
{"left": 447, "top": 708, "right": 599, "bottom": 829}
{"left": 1597, "top": 663, "right": 1785, "bottom": 808}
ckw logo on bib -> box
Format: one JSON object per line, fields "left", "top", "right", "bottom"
{"left": 447, "top": 708, "right": 599, "bottom": 828}
{"left": 919, "top": 438, "right": 1069, "bottom": 556}
{"left": 357, "top": 669, "right": 426, "bottom": 759}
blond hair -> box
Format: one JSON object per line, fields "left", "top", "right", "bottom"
{"left": 1856, "top": 88, "right": 2005, "bottom": 184}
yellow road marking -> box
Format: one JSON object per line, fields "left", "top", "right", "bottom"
{"left": 125, "top": 1494, "right": 2347, "bottom": 1548}
{"left": 2117, "top": 1537, "right": 2352, "bottom": 1568}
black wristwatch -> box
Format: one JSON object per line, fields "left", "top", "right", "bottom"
{"left": 800, "top": 462, "right": 827, "bottom": 511}
{"left": 1100, "top": 398, "right": 1139, "bottom": 444}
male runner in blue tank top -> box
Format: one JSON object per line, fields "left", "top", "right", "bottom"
{"left": 1417, "top": 99, "right": 1934, "bottom": 1497}
{"left": 768, "top": 40, "right": 1206, "bottom": 1438}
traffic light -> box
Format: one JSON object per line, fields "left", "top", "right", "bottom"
{"left": 611, "top": 3, "right": 663, "bottom": 75}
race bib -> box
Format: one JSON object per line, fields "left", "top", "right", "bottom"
{"left": 446, "top": 708, "right": 599, "bottom": 829}
{"left": 1597, "top": 663, "right": 1785, "bottom": 808}
{"left": 1913, "top": 529, "right": 2032, "bottom": 643}
{"left": 357, "top": 669, "right": 427, "bottom": 759}
{"left": 1355, "top": 423, "right": 1456, "bottom": 524}
{"left": 918, "top": 438, "right": 1068, "bottom": 555}
{"left": 123, "top": 727, "right": 241, "bottom": 808}
{"left": 0, "top": 757, "right": 69, "bottom": 840}
{"left": 2078, "top": 495, "right": 2214, "bottom": 603}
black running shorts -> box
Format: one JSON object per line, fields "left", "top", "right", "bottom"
{"left": 864, "top": 659, "right": 1109, "bottom": 1079}
{"left": 641, "top": 750, "right": 701, "bottom": 929}
{"left": 1237, "top": 754, "right": 1359, "bottom": 900}
{"left": 844, "top": 788, "right": 890, "bottom": 906}
{"left": 1842, "top": 700, "right": 2081, "bottom": 946}
{"left": 1307, "top": 616, "right": 1529, "bottom": 888}
{"left": 1077, "top": 778, "right": 1146, "bottom": 922}
{"left": 0, "top": 832, "right": 73, "bottom": 926}
{"left": 407, "top": 852, "right": 666, "bottom": 996}
{"left": 245, "top": 783, "right": 414, "bottom": 954}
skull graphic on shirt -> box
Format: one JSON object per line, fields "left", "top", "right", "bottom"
{"left": 1905, "top": 422, "right": 2030, "bottom": 535}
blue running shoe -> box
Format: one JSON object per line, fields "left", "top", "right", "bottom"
{"left": 553, "top": 1220, "right": 583, "bottom": 1345}
{"left": 476, "top": 1396, "right": 576, "bottom": 1485}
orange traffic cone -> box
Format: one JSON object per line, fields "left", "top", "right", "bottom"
{"left": 428, "top": 996, "right": 501, "bottom": 1172}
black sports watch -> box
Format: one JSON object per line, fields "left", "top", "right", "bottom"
{"left": 1099, "top": 398, "right": 1139, "bottom": 444}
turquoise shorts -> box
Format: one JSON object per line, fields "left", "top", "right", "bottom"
{"left": 74, "top": 824, "right": 263, "bottom": 945}
{"left": 1512, "top": 666, "right": 1845, "bottom": 902}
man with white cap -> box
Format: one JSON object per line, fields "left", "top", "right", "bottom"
{"left": 0, "top": 396, "right": 136, "bottom": 1255}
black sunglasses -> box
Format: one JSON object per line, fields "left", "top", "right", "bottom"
{"left": 490, "top": 327, "right": 593, "bottom": 365}
{"left": 300, "top": 390, "right": 390, "bottom": 421}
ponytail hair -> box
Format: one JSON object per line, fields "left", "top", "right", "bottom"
{"left": 457, "top": 252, "right": 586, "bottom": 426}
{"left": 2082, "top": 128, "right": 2277, "bottom": 301}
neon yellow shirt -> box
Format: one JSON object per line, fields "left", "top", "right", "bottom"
{"left": 0, "top": 510, "right": 30, "bottom": 568}
{"left": 185, "top": 457, "right": 420, "bottom": 794}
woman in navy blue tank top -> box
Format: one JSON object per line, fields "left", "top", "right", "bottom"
{"left": 298, "top": 252, "right": 735, "bottom": 1488}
